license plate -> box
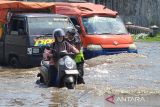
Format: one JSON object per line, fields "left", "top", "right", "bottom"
{"left": 33, "top": 48, "right": 39, "bottom": 54}
{"left": 65, "top": 70, "right": 79, "bottom": 74}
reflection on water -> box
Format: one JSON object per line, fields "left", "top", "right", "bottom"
{"left": 0, "top": 42, "right": 160, "bottom": 107}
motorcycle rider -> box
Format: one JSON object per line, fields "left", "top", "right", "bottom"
{"left": 66, "top": 27, "right": 85, "bottom": 84}
{"left": 42, "top": 28, "right": 79, "bottom": 86}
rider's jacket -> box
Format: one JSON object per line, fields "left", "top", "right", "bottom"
{"left": 52, "top": 41, "right": 79, "bottom": 54}
{"left": 74, "top": 49, "right": 84, "bottom": 63}
{"left": 43, "top": 41, "right": 79, "bottom": 65}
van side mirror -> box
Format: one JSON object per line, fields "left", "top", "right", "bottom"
{"left": 75, "top": 25, "right": 81, "bottom": 34}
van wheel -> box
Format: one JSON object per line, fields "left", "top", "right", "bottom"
{"left": 9, "top": 57, "right": 20, "bottom": 68}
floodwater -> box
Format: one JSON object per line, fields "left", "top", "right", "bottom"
{"left": 0, "top": 42, "right": 160, "bottom": 107}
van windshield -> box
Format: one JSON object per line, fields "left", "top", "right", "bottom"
{"left": 28, "top": 17, "right": 73, "bottom": 35}
{"left": 82, "top": 16, "right": 128, "bottom": 35}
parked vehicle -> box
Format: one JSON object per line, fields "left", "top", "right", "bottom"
{"left": 54, "top": 2, "right": 138, "bottom": 59}
{"left": 0, "top": 13, "right": 75, "bottom": 67}
{"left": 39, "top": 51, "right": 79, "bottom": 89}
{"left": 0, "top": 1, "right": 77, "bottom": 67}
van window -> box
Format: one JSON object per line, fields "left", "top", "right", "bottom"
{"left": 28, "top": 17, "right": 74, "bottom": 35}
{"left": 82, "top": 16, "right": 128, "bottom": 35}
{"left": 11, "top": 19, "right": 18, "bottom": 31}
{"left": 10, "top": 19, "right": 25, "bottom": 35}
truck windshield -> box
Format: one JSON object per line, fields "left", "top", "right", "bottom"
{"left": 82, "top": 16, "right": 128, "bottom": 35}
{"left": 28, "top": 17, "right": 73, "bottom": 35}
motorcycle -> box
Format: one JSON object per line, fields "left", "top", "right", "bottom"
{"left": 38, "top": 50, "right": 79, "bottom": 89}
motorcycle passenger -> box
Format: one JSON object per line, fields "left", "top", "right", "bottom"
{"left": 66, "top": 27, "right": 85, "bottom": 84}
{"left": 44, "top": 28, "right": 79, "bottom": 86}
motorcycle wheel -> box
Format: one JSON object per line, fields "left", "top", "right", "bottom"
{"left": 64, "top": 76, "right": 75, "bottom": 89}
{"left": 65, "top": 82, "right": 75, "bottom": 89}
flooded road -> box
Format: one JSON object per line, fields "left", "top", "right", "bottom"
{"left": 0, "top": 42, "right": 160, "bottom": 107}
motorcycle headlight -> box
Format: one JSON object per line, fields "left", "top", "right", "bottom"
{"left": 87, "top": 44, "right": 102, "bottom": 51}
{"left": 65, "top": 57, "right": 74, "bottom": 69}
{"left": 129, "top": 44, "right": 137, "bottom": 50}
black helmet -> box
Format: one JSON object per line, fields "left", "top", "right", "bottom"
{"left": 53, "top": 28, "right": 65, "bottom": 42}
{"left": 66, "top": 27, "right": 76, "bottom": 35}
{"left": 66, "top": 27, "right": 76, "bottom": 42}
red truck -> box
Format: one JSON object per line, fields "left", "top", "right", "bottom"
{"left": 54, "top": 2, "right": 137, "bottom": 58}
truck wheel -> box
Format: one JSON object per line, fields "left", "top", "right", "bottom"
{"left": 9, "top": 57, "right": 20, "bottom": 68}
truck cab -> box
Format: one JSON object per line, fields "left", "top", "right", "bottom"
{"left": 0, "top": 13, "right": 74, "bottom": 67}
{"left": 55, "top": 2, "right": 138, "bottom": 59}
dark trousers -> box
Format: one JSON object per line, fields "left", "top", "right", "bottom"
{"left": 48, "top": 65, "right": 58, "bottom": 86}
{"left": 76, "top": 62, "right": 85, "bottom": 84}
